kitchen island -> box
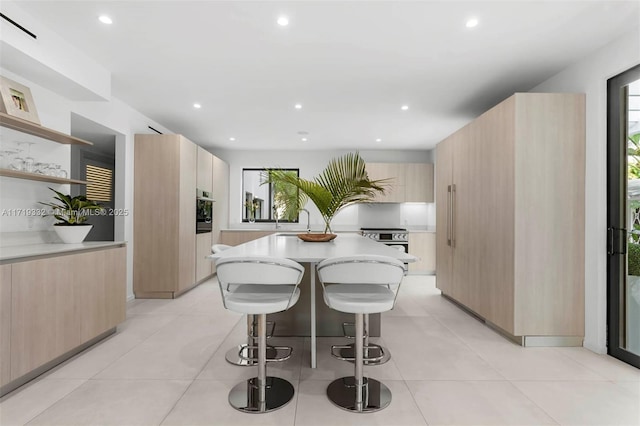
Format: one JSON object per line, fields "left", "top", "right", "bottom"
{"left": 209, "top": 233, "right": 416, "bottom": 367}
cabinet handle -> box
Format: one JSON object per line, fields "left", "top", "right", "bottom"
{"left": 451, "top": 184, "right": 456, "bottom": 248}
{"left": 447, "top": 185, "right": 452, "bottom": 246}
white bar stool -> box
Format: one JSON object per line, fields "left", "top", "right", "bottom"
{"left": 212, "top": 244, "right": 286, "bottom": 366}
{"left": 216, "top": 256, "right": 304, "bottom": 413}
{"left": 317, "top": 255, "right": 404, "bottom": 413}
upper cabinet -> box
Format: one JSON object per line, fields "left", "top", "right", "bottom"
{"left": 366, "top": 162, "right": 433, "bottom": 203}
{"left": 196, "top": 146, "right": 213, "bottom": 192}
{"left": 0, "top": 112, "right": 90, "bottom": 185}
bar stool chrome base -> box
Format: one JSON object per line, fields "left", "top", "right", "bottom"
{"left": 225, "top": 345, "right": 278, "bottom": 366}
{"left": 339, "top": 343, "right": 391, "bottom": 365}
{"left": 326, "top": 376, "right": 391, "bottom": 413}
{"left": 228, "top": 376, "right": 294, "bottom": 413}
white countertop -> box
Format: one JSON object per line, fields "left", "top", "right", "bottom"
{"left": 209, "top": 233, "right": 416, "bottom": 263}
{"left": 1, "top": 241, "right": 126, "bottom": 262}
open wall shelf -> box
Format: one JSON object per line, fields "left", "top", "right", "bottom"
{"left": 0, "top": 112, "right": 93, "bottom": 146}
{"left": 0, "top": 169, "right": 88, "bottom": 185}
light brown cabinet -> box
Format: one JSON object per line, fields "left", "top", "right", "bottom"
{"left": 0, "top": 264, "right": 11, "bottom": 388}
{"left": 366, "top": 162, "right": 433, "bottom": 203}
{"left": 408, "top": 232, "right": 435, "bottom": 274}
{"left": 8, "top": 246, "right": 126, "bottom": 383}
{"left": 435, "top": 93, "right": 585, "bottom": 343}
{"left": 212, "top": 155, "right": 229, "bottom": 246}
{"left": 134, "top": 134, "right": 197, "bottom": 298}
{"left": 197, "top": 146, "right": 213, "bottom": 192}
{"left": 196, "top": 232, "right": 213, "bottom": 282}
{"left": 405, "top": 163, "right": 434, "bottom": 202}
{"left": 220, "top": 230, "right": 274, "bottom": 246}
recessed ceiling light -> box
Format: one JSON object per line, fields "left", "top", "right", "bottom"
{"left": 193, "top": 103, "right": 201, "bottom": 109}
{"left": 301, "top": 138, "right": 308, "bottom": 142}
{"left": 376, "top": 138, "right": 382, "bottom": 142}
{"left": 229, "top": 137, "right": 236, "bottom": 141}
{"left": 98, "top": 15, "right": 113, "bottom": 25}
{"left": 401, "top": 105, "right": 409, "bottom": 111}
{"left": 466, "top": 18, "right": 479, "bottom": 28}
{"left": 277, "top": 16, "right": 289, "bottom": 26}
{"left": 294, "top": 103, "right": 302, "bottom": 109}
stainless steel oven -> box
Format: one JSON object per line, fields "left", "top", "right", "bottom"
{"left": 360, "top": 228, "right": 409, "bottom": 253}
{"left": 196, "top": 189, "right": 214, "bottom": 234}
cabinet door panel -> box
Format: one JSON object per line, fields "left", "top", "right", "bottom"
{"left": 0, "top": 264, "right": 11, "bottom": 387}
{"left": 435, "top": 139, "right": 454, "bottom": 295}
{"left": 11, "top": 247, "right": 126, "bottom": 379}
{"left": 197, "top": 146, "right": 213, "bottom": 192}
{"left": 178, "top": 137, "right": 197, "bottom": 292}
{"left": 474, "top": 98, "right": 516, "bottom": 332}
{"left": 409, "top": 233, "right": 435, "bottom": 273}
{"left": 196, "top": 232, "right": 214, "bottom": 281}
{"left": 405, "top": 164, "right": 434, "bottom": 202}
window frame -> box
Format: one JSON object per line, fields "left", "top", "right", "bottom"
{"left": 241, "top": 168, "right": 300, "bottom": 223}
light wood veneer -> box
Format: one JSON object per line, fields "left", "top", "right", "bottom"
{"left": 435, "top": 93, "right": 585, "bottom": 341}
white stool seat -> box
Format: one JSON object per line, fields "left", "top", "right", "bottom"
{"left": 225, "top": 285, "right": 301, "bottom": 315}
{"left": 323, "top": 284, "right": 394, "bottom": 314}
{"left": 212, "top": 244, "right": 232, "bottom": 254}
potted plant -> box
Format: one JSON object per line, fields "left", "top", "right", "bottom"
{"left": 265, "top": 152, "right": 387, "bottom": 240}
{"left": 40, "top": 187, "right": 103, "bottom": 243}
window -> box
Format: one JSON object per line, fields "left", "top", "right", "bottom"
{"left": 86, "top": 164, "right": 112, "bottom": 202}
{"left": 242, "top": 168, "right": 299, "bottom": 222}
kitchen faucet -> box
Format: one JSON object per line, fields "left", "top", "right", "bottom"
{"left": 301, "top": 209, "right": 310, "bottom": 233}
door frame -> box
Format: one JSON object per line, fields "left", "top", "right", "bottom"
{"left": 606, "top": 63, "right": 640, "bottom": 368}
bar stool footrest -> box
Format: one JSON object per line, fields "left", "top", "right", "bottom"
{"left": 338, "top": 343, "right": 391, "bottom": 365}
{"left": 249, "top": 320, "right": 277, "bottom": 340}
{"left": 225, "top": 344, "right": 281, "bottom": 366}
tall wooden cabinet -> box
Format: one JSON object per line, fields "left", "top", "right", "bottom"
{"left": 436, "top": 93, "right": 585, "bottom": 344}
{"left": 134, "top": 135, "right": 229, "bottom": 298}
{"left": 134, "top": 134, "right": 197, "bottom": 298}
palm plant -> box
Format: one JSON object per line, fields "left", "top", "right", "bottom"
{"left": 265, "top": 152, "right": 388, "bottom": 234}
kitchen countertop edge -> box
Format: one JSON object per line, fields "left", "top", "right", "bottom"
{"left": 1, "top": 241, "right": 127, "bottom": 263}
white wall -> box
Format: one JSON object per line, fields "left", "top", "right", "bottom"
{"left": 531, "top": 30, "right": 640, "bottom": 354}
{"left": 216, "top": 149, "right": 434, "bottom": 232}
{"left": 0, "top": 72, "right": 173, "bottom": 301}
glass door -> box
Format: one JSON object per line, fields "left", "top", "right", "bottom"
{"left": 607, "top": 64, "right": 640, "bottom": 368}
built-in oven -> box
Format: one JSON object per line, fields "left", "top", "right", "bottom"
{"left": 196, "top": 189, "right": 214, "bottom": 234}
{"left": 360, "top": 228, "right": 409, "bottom": 253}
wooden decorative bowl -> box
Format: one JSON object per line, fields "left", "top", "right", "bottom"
{"left": 297, "top": 233, "right": 337, "bottom": 242}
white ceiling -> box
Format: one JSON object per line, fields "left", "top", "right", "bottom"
{"left": 8, "top": 0, "right": 640, "bottom": 151}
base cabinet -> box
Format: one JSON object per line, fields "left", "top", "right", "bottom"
{"left": 196, "top": 232, "right": 214, "bottom": 282}
{"left": 1, "top": 246, "right": 126, "bottom": 394}
{"left": 0, "top": 265, "right": 11, "bottom": 388}
{"left": 220, "top": 231, "right": 275, "bottom": 246}
{"left": 436, "top": 93, "right": 585, "bottom": 342}
{"left": 408, "top": 232, "right": 435, "bottom": 274}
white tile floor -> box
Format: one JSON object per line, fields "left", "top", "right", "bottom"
{"left": 1, "top": 276, "right": 639, "bottom": 426}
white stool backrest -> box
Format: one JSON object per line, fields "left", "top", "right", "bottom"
{"left": 212, "top": 244, "right": 232, "bottom": 254}
{"left": 317, "top": 255, "right": 405, "bottom": 285}
{"left": 216, "top": 256, "right": 305, "bottom": 287}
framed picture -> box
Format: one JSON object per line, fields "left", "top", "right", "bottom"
{"left": 0, "top": 76, "right": 40, "bottom": 125}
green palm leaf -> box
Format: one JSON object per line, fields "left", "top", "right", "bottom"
{"left": 265, "top": 152, "right": 388, "bottom": 233}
